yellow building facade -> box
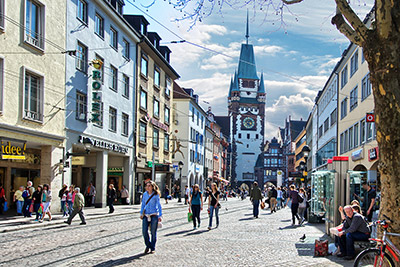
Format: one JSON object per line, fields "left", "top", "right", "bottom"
{"left": 0, "top": 0, "right": 66, "bottom": 210}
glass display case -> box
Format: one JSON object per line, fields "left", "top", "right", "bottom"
{"left": 349, "top": 171, "right": 367, "bottom": 206}
{"left": 310, "top": 171, "right": 335, "bottom": 221}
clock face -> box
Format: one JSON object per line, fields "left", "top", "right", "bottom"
{"left": 243, "top": 117, "right": 255, "bottom": 129}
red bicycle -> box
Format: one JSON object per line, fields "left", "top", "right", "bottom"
{"left": 354, "top": 215, "right": 400, "bottom": 267}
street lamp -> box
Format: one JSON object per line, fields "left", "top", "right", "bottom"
{"left": 178, "top": 161, "right": 184, "bottom": 202}
{"left": 66, "top": 137, "right": 93, "bottom": 159}
{"left": 301, "top": 145, "right": 311, "bottom": 183}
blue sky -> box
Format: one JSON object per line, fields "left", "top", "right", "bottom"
{"left": 125, "top": 0, "right": 372, "bottom": 139}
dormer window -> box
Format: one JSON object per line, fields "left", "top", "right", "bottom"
{"left": 117, "top": 3, "right": 123, "bottom": 14}
{"left": 140, "top": 23, "right": 145, "bottom": 34}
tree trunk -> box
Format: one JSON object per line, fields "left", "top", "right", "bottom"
{"left": 363, "top": 30, "right": 400, "bottom": 248}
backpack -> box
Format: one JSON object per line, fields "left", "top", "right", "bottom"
{"left": 22, "top": 189, "right": 30, "bottom": 199}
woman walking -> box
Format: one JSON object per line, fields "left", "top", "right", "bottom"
{"left": 287, "top": 185, "right": 301, "bottom": 226}
{"left": 13, "top": 186, "right": 25, "bottom": 216}
{"left": 189, "top": 184, "right": 203, "bottom": 230}
{"left": 140, "top": 181, "right": 162, "bottom": 254}
{"left": 40, "top": 184, "right": 52, "bottom": 222}
{"left": 107, "top": 184, "right": 116, "bottom": 214}
{"left": 164, "top": 185, "right": 170, "bottom": 204}
{"left": 208, "top": 183, "right": 220, "bottom": 230}
{"left": 67, "top": 185, "right": 74, "bottom": 215}
{"left": 298, "top": 188, "right": 307, "bottom": 225}
{"left": 32, "top": 185, "right": 43, "bottom": 221}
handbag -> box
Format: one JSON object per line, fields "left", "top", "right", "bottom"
{"left": 187, "top": 211, "right": 193, "bottom": 222}
{"left": 29, "top": 203, "right": 34, "bottom": 213}
{"left": 297, "top": 193, "right": 304, "bottom": 203}
{"left": 3, "top": 201, "right": 8, "bottom": 212}
{"left": 158, "top": 221, "right": 163, "bottom": 228}
{"left": 314, "top": 239, "right": 329, "bottom": 257}
{"left": 260, "top": 201, "right": 265, "bottom": 210}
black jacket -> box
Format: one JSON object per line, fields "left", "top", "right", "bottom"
{"left": 107, "top": 188, "right": 116, "bottom": 199}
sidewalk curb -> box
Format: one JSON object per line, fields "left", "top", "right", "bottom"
{"left": 0, "top": 203, "right": 184, "bottom": 233}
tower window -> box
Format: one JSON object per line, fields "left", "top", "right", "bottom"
{"left": 247, "top": 134, "right": 250, "bottom": 139}
{"left": 238, "top": 133, "right": 241, "bottom": 139}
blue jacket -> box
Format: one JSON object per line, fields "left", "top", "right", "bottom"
{"left": 140, "top": 191, "right": 162, "bottom": 218}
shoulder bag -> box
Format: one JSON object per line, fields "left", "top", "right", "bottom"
{"left": 142, "top": 193, "right": 156, "bottom": 217}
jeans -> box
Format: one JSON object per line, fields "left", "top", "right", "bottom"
{"left": 338, "top": 231, "right": 369, "bottom": 256}
{"left": 16, "top": 200, "right": 24, "bottom": 214}
{"left": 67, "top": 201, "right": 73, "bottom": 215}
{"left": 298, "top": 206, "right": 306, "bottom": 221}
{"left": 291, "top": 203, "right": 300, "bottom": 224}
{"left": 23, "top": 199, "right": 32, "bottom": 217}
{"left": 142, "top": 215, "right": 158, "bottom": 251}
{"left": 208, "top": 205, "right": 219, "bottom": 227}
{"left": 277, "top": 198, "right": 282, "bottom": 209}
{"left": 253, "top": 200, "right": 260, "bottom": 217}
{"left": 191, "top": 205, "right": 201, "bottom": 227}
{"left": 61, "top": 201, "right": 68, "bottom": 216}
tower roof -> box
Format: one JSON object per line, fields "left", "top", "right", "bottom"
{"left": 237, "top": 44, "right": 258, "bottom": 80}
{"left": 232, "top": 71, "right": 239, "bottom": 91}
{"left": 258, "top": 73, "right": 265, "bottom": 93}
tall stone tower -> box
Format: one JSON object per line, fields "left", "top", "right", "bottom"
{"left": 228, "top": 14, "right": 266, "bottom": 188}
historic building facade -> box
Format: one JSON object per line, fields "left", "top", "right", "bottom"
{"left": 228, "top": 24, "right": 266, "bottom": 188}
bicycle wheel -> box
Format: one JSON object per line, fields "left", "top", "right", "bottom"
{"left": 354, "top": 248, "right": 395, "bottom": 267}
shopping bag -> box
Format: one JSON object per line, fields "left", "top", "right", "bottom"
{"left": 3, "top": 201, "right": 8, "bottom": 212}
{"left": 260, "top": 201, "right": 265, "bottom": 210}
{"left": 29, "top": 203, "right": 34, "bottom": 213}
{"left": 187, "top": 211, "right": 193, "bottom": 222}
{"left": 314, "top": 239, "right": 329, "bottom": 257}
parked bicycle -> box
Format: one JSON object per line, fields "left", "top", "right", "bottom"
{"left": 354, "top": 215, "right": 400, "bottom": 267}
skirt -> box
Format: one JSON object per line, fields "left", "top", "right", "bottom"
{"left": 43, "top": 202, "right": 51, "bottom": 213}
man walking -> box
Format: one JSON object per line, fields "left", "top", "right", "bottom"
{"left": 23, "top": 181, "right": 35, "bottom": 217}
{"left": 65, "top": 187, "right": 86, "bottom": 225}
{"left": 269, "top": 186, "right": 278, "bottom": 213}
{"left": 250, "top": 182, "right": 263, "bottom": 218}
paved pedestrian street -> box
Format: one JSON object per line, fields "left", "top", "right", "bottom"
{"left": 0, "top": 199, "right": 352, "bottom": 267}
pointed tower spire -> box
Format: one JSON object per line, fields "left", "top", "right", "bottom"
{"left": 245, "top": 10, "right": 249, "bottom": 45}
{"left": 258, "top": 73, "right": 265, "bottom": 93}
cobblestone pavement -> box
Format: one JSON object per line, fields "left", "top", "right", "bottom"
{"left": 0, "top": 198, "right": 353, "bottom": 267}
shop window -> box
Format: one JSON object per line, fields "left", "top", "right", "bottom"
{"left": 95, "top": 13, "right": 104, "bottom": 38}
{"left": 121, "top": 113, "right": 128, "bottom": 136}
{"left": 24, "top": 68, "right": 44, "bottom": 122}
{"left": 139, "top": 122, "right": 146, "bottom": 143}
{"left": 109, "top": 107, "right": 117, "bottom": 132}
{"left": 25, "top": 0, "right": 45, "bottom": 50}
{"left": 77, "top": 0, "right": 88, "bottom": 24}
{"left": 76, "top": 91, "right": 87, "bottom": 121}
{"left": 109, "top": 65, "right": 118, "bottom": 91}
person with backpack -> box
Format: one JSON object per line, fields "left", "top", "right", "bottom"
{"left": 0, "top": 183, "right": 6, "bottom": 215}
{"left": 286, "top": 185, "right": 301, "bottom": 226}
{"left": 13, "top": 186, "right": 25, "bottom": 215}
{"left": 22, "top": 181, "right": 35, "bottom": 217}
{"left": 140, "top": 181, "right": 162, "bottom": 254}
{"left": 189, "top": 184, "right": 203, "bottom": 230}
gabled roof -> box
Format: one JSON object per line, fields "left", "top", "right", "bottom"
{"left": 173, "top": 82, "right": 191, "bottom": 99}
{"left": 290, "top": 120, "right": 306, "bottom": 141}
{"left": 237, "top": 44, "right": 259, "bottom": 80}
{"left": 214, "top": 116, "right": 230, "bottom": 138}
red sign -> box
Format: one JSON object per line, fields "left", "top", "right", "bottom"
{"left": 332, "top": 156, "right": 349, "bottom": 161}
{"left": 366, "top": 113, "right": 375, "bottom": 122}
{"left": 327, "top": 159, "right": 333, "bottom": 164}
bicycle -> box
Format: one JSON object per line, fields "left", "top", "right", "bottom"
{"left": 354, "top": 215, "right": 400, "bottom": 267}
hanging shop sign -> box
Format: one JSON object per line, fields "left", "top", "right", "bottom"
{"left": 351, "top": 148, "right": 364, "bottom": 161}
{"left": 71, "top": 156, "right": 86, "bottom": 165}
{"left": 79, "top": 136, "right": 128, "bottom": 154}
{"left": 91, "top": 60, "right": 103, "bottom": 124}
{"left": 0, "top": 138, "right": 27, "bottom": 160}
{"left": 366, "top": 113, "right": 375, "bottom": 123}
{"left": 369, "top": 147, "right": 379, "bottom": 161}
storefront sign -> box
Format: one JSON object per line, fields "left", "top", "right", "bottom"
{"left": 0, "top": 139, "right": 26, "bottom": 160}
{"left": 91, "top": 60, "right": 103, "bottom": 124}
{"left": 144, "top": 114, "right": 169, "bottom": 132}
{"left": 71, "top": 156, "right": 86, "bottom": 165}
{"left": 351, "top": 149, "right": 364, "bottom": 161}
{"left": 79, "top": 136, "right": 128, "bottom": 154}
{"left": 155, "top": 164, "right": 170, "bottom": 172}
{"left": 369, "top": 147, "right": 379, "bottom": 161}
{"left": 108, "top": 167, "right": 124, "bottom": 176}
{"left": 332, "top": 156, "right": 349, "bottom": 161}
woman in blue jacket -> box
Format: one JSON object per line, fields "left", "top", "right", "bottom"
{"left": 140, "top": 181, "right": 162, "bottom": 254}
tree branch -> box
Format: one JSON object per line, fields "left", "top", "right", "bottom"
{"left": 282, "top": 0, "right": 304, "bottom": 4}
{"left": 376, "top": 0, "right": 393, "bottom": 39}
{"left": 331, "top": 14, "right": 363, "bottom": 46}
{"left": 334, "top": 0, "right": 369, "bottom": 42}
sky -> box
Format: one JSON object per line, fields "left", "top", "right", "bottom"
{"left": 124, "top": 0, "right": 372, "bottom": 140}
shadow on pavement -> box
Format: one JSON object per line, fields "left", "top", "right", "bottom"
{"left": 281, "top": 219, "right": 291, "bottom": 222}
{"left": 278, "top": 225, "right": 298, "bottom": 230}
{"left": 185, "top": 229, "right": 209, "bottom": 236}
{"left": 93, "top": 253, "right": 147, "bottom": 267}
{"left": 163, "top": 229, "right": 193, "bottom": 237}
{"left": 238, "top": 217, "right": 255, "bottom": 221}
